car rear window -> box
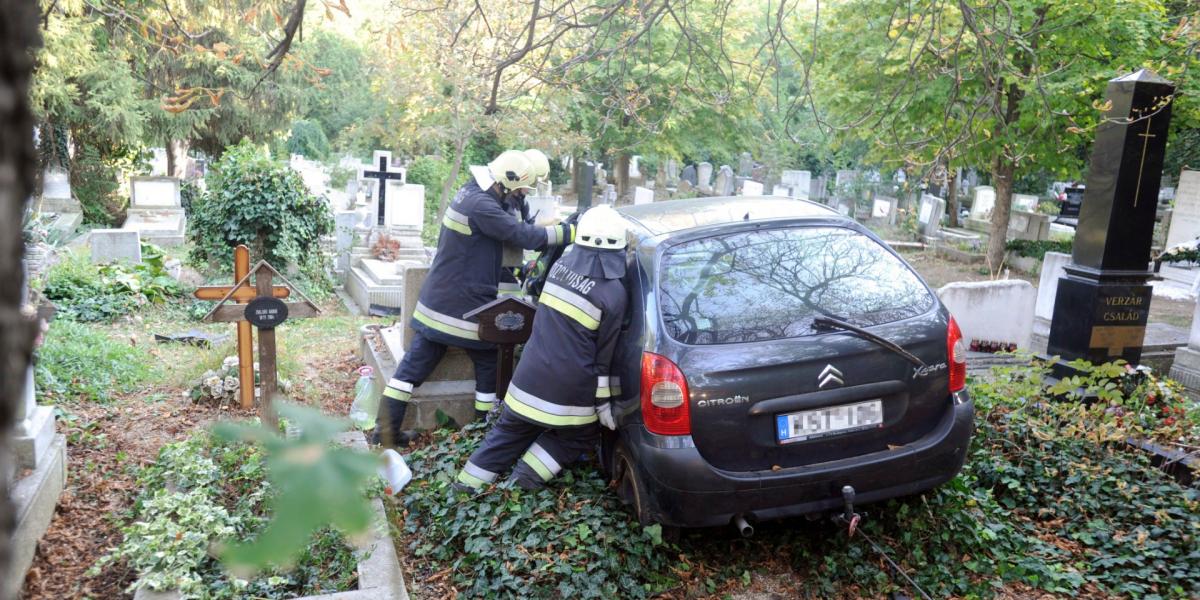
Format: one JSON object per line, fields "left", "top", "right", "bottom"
{"left": 658, "top": 226, "right": 935, "bottom": 344}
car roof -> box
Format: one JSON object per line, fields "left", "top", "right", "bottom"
{"left": 616, "top": 196, "right": 840, "bottom": 237}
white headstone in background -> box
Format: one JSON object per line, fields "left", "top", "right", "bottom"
{"left": 1035, "top": 251, "right": 1072, "bottom": 321}
{"left": 633, "top": 186, "right": 654, "bottom": 205}
{"left": 1166, "top": 170, "right": 1200, "bottom": 248}
{"left": 773, "top": 185, "right": 792, "bottom": 198}
{"left": 742, "top": 180, "right": 764, "bottom": 196}
{"left": 1013, "top": 193, "right": 1039, "bottom": 213}
{"left": 919, "top": 193, "right": 946, "bottom": 237}
{"left": 714, "top": 165, "right": 735, "bottom": 196}
{"left": 781, "top": 170, "right": 811, "bottom": 193}
{"left": 872, "top": 198, "right": 892, "bottom": 218}
{"left": 384, "top": 181, "right": 425, "bottom": 230}
{"left": 969, "top": 186, "right": 996, "bottom": 221}
{"left": 697, "top": 162, "right": 714, "bottom": 193}
{"left": 938, "top": 280, "right": 1036, "bottom": 350}
{"left": 130, "top": 177, "right": 182, "bottom": 208}
{"left": 149, "top": 147, "right": 169, "bottom": 176}
{"left": 630, "top": 156, "right": 641, "bottom": 179}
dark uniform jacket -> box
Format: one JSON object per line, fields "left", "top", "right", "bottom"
{"left": 505, "top": 245, "right": 628, "bottom": 428}
{"left": 412, "top": 181, "right": 572, "bottom": 350}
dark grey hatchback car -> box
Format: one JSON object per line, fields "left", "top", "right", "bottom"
{"left": 600, "top": 197, "right": 974, "bottom": 530}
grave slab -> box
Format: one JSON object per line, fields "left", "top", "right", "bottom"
{"left": 90, "top": 229, "right": 142, "bottom": 264}
{"left": 1165, "top": 170, "right": 1200, "bottom": 248}
{"left": 742, "top": 180, "right": 764, "bottom": 196}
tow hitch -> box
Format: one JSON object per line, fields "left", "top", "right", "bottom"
{"left": 833, "top": 485, "right": 932, "bottom": 600}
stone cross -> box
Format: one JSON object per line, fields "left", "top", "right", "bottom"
{"left": 360, "top": 151, "right": 406, "bottom": 226}
{"left": 192, "top": 245, "right": 294, "bottom": 409}
{"left": 1047, "top": 69, "right": 1175, "bottom": 366}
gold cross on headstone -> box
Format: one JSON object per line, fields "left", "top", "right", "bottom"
{"left": 1132, "top": 116, "right": 1155, "bottom": 207}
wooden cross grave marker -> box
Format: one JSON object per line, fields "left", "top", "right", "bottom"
{"left": 465, "top": 296, "right": 538, "bottom": 398}
{"left": 192, "top": 245, "right": 319, "bottom": 419}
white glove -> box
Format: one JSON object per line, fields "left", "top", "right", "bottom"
{"left": 597, "top": 402, "right": 616, "bottom": 430}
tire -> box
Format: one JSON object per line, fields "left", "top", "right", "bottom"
{"left": 612, "top": 443, "right": 653, "bottom": 525}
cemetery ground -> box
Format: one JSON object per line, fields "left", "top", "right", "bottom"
{"left": 24, "top": 243, "right": 1200, "bottom": 600}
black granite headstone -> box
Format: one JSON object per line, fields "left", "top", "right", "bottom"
{"left": 576, "top": 161, "right": 595, "bottom": 211}
{"left": 1047, "top": 70, "right": 1174, "bottom": 366}
{"left": 1057, "top": 185, "right": 1085, "bottom": 224}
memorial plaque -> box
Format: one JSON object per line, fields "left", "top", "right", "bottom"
{"left": 245, "top": 296, "right": 289, "bottom": 329}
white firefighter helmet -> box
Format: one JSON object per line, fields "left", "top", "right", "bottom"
{"left": 575, "top": 205, "right": 627, "bottom": 250}
{"left": 523, "top": 149, "right": 550, "bottom": 183}
{"left": 488, "top": 150, "right": 536, "bottom": 192}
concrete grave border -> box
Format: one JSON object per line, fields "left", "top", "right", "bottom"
{"left": 133, "top": 431, "right": 408, "bottom": 600}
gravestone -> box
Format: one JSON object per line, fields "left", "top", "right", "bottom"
{"left": 872, "top": 197, "right": 893, "bottom": 219}
{"left": 738, "top": 152, "right": 754, "bottom": 177}
{"left": 634, "top": 186, "right": 654, "bottom": 205}
{"left": 37, "top": 167, "right": 83, "bottom": 236}
{"left": 365, "top": 264, "right": 478, "bottom": 429}
{"left": 773, "top": 184, "right": 792, "bottom": 198}
{"left": 629, "top": 155, "right": 642, "bottom": 179}
{"left": 714, "top": 165, "right": 735, "bottom": 196}
{"left": 333, "top": 210, "right": 365, "bottom": 282}
{"left": 1058, "top": 185, "right": 1085, "bottom": 224}
{"left": 1035, "top": 251, "right": 1072, "bottom": 321}
{"left": 965, "top": 185, "right": 996, "bottom": 232}
{"left": 1013, "top": 194, "right": 1040, "bottom": 213}
{"left": 576, "top": 160, "right": 595, "bottom": 210}
{"left": 1169, "top": 290, "right": 1200, "bottom": 400}
{"left": 383, "top": 180, "right": 425, "bottom": 231}
{"left": 123, "top": 176, "right": 186, "bottom": 246}
{"left": 665, "top": 159, "right": 680, "bottom": 186}
{"left": 90, "top": 229, "right": 142, "bottom": 264}
{"left": 603, "top": 184, "right": 618, "bottom": 205}
{"left": 594, "top": 164, "right": 607, "bottom": 187}
{"left": 697, "top": 162, "right": 714, "bottom": 193}
{"left": 680, "top": 164, "right": 698, "bottom": 187}
{"left": 781, "top": 170, "right": 811, "bottom": 198}
{"left": 835, "top": 169, "right": 858, "bottom": 194}
{"left": 939, "top": 280, "right": 1036, "bottom": 350}
{"left": 359, "top": 151, "right": 406, "bottom": 227}
{"left": 1008, "top": 210, "right": 1052, "bottom": 241}
{"left": 1047, "top": 70, "right": 1175, "bottom": 367}
{"left": 1165, "top": 170, "right": 1200, "bottom": 248}
{"left": 742, "top": 180, "right": 764, "bottom": 196}
{"left": 918, "top": 193, "right": 946, "bottom": 238}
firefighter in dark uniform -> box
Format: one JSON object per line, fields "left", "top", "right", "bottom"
{"left": 455, "top": 205, "right": 628, "bottom": 490}
{"left": 372, "top": 150, "right": 574, "bottom": 448}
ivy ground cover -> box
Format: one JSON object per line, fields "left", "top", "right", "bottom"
{"left": 398, "top": 359, "right": 1200, "bottom": 599}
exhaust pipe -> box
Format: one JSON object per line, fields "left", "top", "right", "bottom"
{"left": 733, "top": 513, "right": 754, "bottom": 538}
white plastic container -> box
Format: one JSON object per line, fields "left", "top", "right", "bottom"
{"left": 379, "top": 449, "right": 412, "bottom": 495}
{"left": 349, "top": 366, "right": 378, "bottom": 430}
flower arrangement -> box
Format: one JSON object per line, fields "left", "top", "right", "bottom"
{"left": 191, "top": 356, "right": 291, "bottom": 406}
{"left": 1157, "top": 238, "right": 1200, "bottom": 264}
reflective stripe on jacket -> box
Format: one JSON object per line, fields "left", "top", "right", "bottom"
{"left": 412, "top": 181, "right": 571, "bottom": 349}
{"left": 505, "top": 246, "right": 627, "bottom": 428}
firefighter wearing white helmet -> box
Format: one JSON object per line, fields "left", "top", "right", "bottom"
{"left": 455, "top": 205, "right": 629, "bottom": 491}
{"left": 372, "top": 149, "right": 575, "bottom": 448}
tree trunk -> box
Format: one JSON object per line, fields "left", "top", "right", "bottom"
{"left": 987, "top": 156, "right": 1016, "bottom": 273}
{"left": 167, "top": 139, "right": 190, "bottom": 178}
{"left": 1, "top": 1, "right": 42, "bottom": 594}
{"left": 615, "top": 153, "right": 630, "bottom": 203}
{"left": 946, "top": 163, "right": 960, "bottom": 229}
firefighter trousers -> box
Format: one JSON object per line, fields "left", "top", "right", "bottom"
{"left": 457, "top": 406, "right": 599, "bottom": 490}
{"left": 374, "top": 330, "right": 498, "bottom": 446}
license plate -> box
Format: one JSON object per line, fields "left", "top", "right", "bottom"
{"left": 776, "top": 400, "right": 883, "bottom": 443}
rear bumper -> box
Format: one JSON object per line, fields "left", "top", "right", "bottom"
{"left": 626, "top": 391, "right": 974, "bottom": 528}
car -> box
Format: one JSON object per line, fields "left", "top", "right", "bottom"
{"left": 598, "top": 196, "right": 974, "bottom": 533}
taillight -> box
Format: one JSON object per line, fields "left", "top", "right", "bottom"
{"left": 640, "top": 352, "right": 691, "bottom": 435}
{"left": 947, "top": 316, "right": 967, "bottom": 392}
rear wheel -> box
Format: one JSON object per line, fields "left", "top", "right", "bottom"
{"left": 611, "top": 444, "right": 681, "bottom": 542}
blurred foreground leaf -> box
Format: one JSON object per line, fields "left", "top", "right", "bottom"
{"left": 213, "top": 402, "right": 378, "bottom": 573}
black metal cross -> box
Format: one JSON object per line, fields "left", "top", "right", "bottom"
{"left": 361, "top": 152, "right": 406, "bottom": 226}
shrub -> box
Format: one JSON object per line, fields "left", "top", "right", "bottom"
{"left": 285, "top": 120, "right": 330, "bottom": 160}
{"left": 189, "top": 140, "right": 333, "bottom": 276}
{"left": 402, "top": 421, "right": 675, "bottom": 598}
{"left": 1006, "top": 238, "right": 1073, "bottom": 260}
{"left": 406, "top": 155, "right": 460, "bottom": 245}
{"left": 34, "top": 319, "right": 150, "bottom": 403}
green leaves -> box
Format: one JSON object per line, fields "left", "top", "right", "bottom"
{"left": 212, "top": 403, "right": 379, "bottom": 573}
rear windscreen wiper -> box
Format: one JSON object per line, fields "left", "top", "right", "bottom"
{"left": 812, "top": 316, "right": 927, "bottom": 368}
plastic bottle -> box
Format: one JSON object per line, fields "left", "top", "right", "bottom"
{"left": 378, "top": 449, "right": 412, "bottom": 495}
{"left": 349, "top": 366, "right": 378, "bottom": 430}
